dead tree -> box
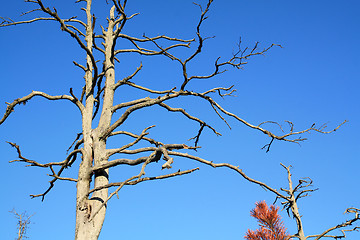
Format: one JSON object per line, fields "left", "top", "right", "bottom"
{"left": 10, "top": 210, "right": 33, "bottom": 240}
{"left": 0, "top": 1, "right": 347, "bottom": 239}
{"left": 242, "top": 167, "right": 359, "bottom": 239}
{"left": 247, "top": 164, "right": 360, "bottom": 240}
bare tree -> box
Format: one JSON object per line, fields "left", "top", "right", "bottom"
{"left": 245, "top": 164, "right": 360, "bottom": 240}
{"left": 10, "top": 209, "right": 34, "bottom": 240}
{"left": 0, "top": 1, "right": 350, "bottom": 239}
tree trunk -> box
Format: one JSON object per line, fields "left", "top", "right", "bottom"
{"left": 75, "top": 133, "right": 109, "bottom": 240}
{"left": 74, "top": 0, "right": 105, "bottom": 238}
{"left": 75, "top": 3, "right": 115, "bottom": 239}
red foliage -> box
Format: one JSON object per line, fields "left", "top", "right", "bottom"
{"left": 244, "top": 201, "right": 290, "bottom": 240}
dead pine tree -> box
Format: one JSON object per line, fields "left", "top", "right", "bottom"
{"left": 0, "top": 1, "right": 347, "bottom": 239}
{"left": 245, "top": 201, "right": 290, "bottom": 240}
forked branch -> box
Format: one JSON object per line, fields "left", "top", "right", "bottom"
{"left": 7, "top": 142, "right": 81, "bottom": 200}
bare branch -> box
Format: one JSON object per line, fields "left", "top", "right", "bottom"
{"left": 142, "top": 34, "right": 190, "bottom": 61}
{"left": 217, "top": 40, "right": 281, "bottom": 70}
{"left": 20, "top": 8, "right": 42, "bottom": 16}
{"left": 109, "top": 130, "right": 163, "bottom": 146}
{"left": 258, "top": 121, "right": 285, "bottom": 132}
{"left": 158, "top": 102, "right": 221, "bottom": 143}
{"left": 7, "top": 142, "right": 66, "bottom": 167}
{"left": 66, "top": 133, "right": 83, "bottom": 153}
{"left": 307, "top": 208, "right": 360, "bottom": 240}
{"left": 94, "top": 144, "right": 198, "bottom": 171}
{"left": 180, "top": 0, "right": 213, "bottom": 90}
{"left": 184, "top": 0, "right": 213, "bottom": 64}
{"left": 110, "top": 86, "right": 346, "bottom": 149}
{"left": 106, "top": 125, "right": 154, "bottom": 157}
{"left": 103, "top": 92, "right": 183, "bottom": 139}
{"left": 49, "top": 166, "right": 78, "bottom": 182}
{"left": 0, "top": 91, "right": 84, "bottom": 125}
{"left": 0, "top": 17, "right": 56, "bottom": 27}
{"left": 73, "top": 61, "right": 87, "bottom": 72}
{"left": 112, "top": 97, "right": 152, "bottom": 112}
{"left": 29, "top": 164, "right": 69, "bottom": 200}
{"left": 92, "top": 156, "right": 150, "bottom": 171}
{"left": 123, "top": 82, "right": 176, "bottom": 95}
{"left": 113, "top": 63, "right": 143, "bottom": 90}
{"left": 210, "top": 102, "right": 231, "bottom": 129}
{"left": 201, "top": 85, "right": 236, "bottom": 96}
{"left": 114, "top": 43, "right": 190, "bottom": 56}
{"left": 88, "top": 168, "right": 199, "bottom": 194}
{"left": 7, "top": 141, "right": 81, "bottom": 200}
{"left": 30, "top": 149, "right": 81, "bottom": 201}
{"left": 117, "top": 33, "right": 194, "bottom": 43}
{"left": 0, "top": 15, "right": 86, "bottom": 28}
{"left": 188, "top": 123, "right": 205, "bottom": 147}
{"left": 261, "top": 137, "right": 274, "bottom": 153}
{"left": 168, "top": 151, "right": 289, "bottom": 200}
{"left": 183, "top": 90, "right": 347, "bottom": 146}
{"left": 66, "top": 24, "right": 85, "bottom": 37}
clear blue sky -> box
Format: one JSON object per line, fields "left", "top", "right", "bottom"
{"left": 0, "top": 0, "right": 359, "bottom": 239}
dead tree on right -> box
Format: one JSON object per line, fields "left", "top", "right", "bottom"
{"left": 243, "top": 164, "right": 360, "bottom": 240}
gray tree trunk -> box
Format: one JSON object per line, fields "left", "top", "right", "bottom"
{"left": 75, "top": 1, "right": 108, "bottom": 239}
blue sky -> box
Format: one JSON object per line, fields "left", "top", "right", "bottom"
{"left": 0, "top": 0, "right": 359, "bottom": 239}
